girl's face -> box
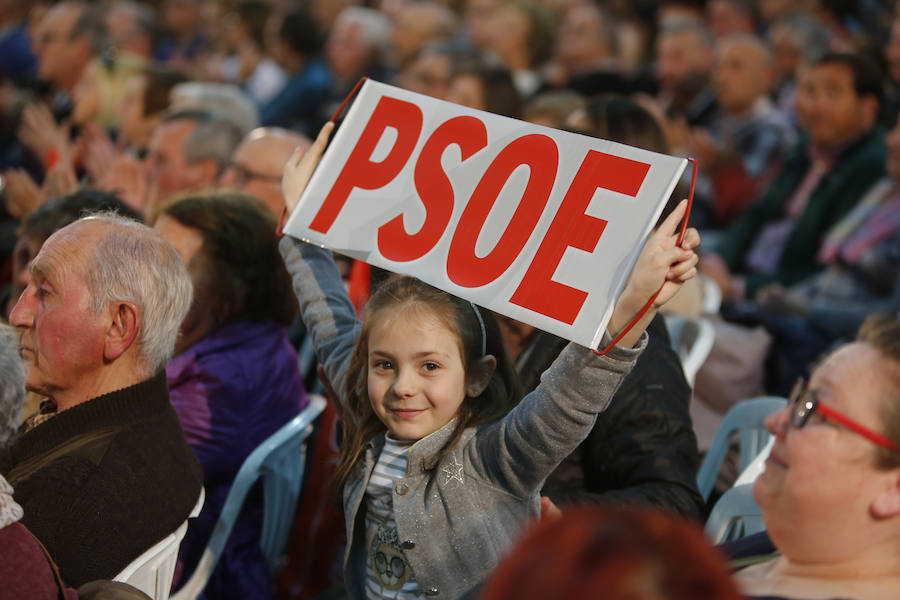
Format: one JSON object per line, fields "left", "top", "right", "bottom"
{"left": 367, "top": 306, "right": 468, "bottom": 441}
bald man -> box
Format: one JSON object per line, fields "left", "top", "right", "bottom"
{"left": 220, "top": 127, "right": 312, "bottom": 215}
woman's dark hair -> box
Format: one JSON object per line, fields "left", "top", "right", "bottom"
{"left": 335, "top": 277, "right": 522, "bottom": 493}
{"left": 584, "top": 95, "right": 669, "bottom": 154}
{"left": 453, "top": 52, "right": 523, "bottom": 118}
{"left": 815, "top": 51, "right": 883, "bottom": 106}
{"left": 279, "top": 7, "right": 324, "bottom": 57}
{"left": 158, "top": 191, "right": 296, "bottom": 328}
{"left": 142, "top": 65, "right": 189, "bottom": 116}
{"left": 856, "top": 313, "right": 900, "bottom": 469}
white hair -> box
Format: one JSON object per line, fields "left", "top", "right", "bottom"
{"left": 335, "top": 6, "right": 391, "bottom": 58}
{"left": 0, "top": 323, "right": 24, "bottom": 447}
{"left": 81, "top": 213, "right": 193, "bottom": 374}
{"left": 168, "top": 82, "right": 260, "bottom": 136}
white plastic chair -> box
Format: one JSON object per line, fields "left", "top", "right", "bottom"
{"left": 704, "top": 484, "right": 765, "bottom": 544}
{"left": 663, "top": 313, "right": 715, "bottom": 386}
{"left": 171, "top": 395, "right": 326, "bottom": 600}
{"left": 115, "top": 488, "right": 205, "bottom": 600}
{"left": 734, "top": 437, "right": 775, "bottom": 487}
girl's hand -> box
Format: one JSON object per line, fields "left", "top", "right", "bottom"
{"left": 282, "top": 121, "right": 335, "bottom": 216}
{"left": 609, "top": 200, "right": 700, "bottom": 347}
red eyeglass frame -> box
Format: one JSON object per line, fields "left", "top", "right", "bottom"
{"left": 790, "top": 378, "right": 900, "bottom": 453}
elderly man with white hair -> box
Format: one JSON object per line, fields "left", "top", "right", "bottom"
{"left": 0, "top": 213, "right": 202, "bottom": 588}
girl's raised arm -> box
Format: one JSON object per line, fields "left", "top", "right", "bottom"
{"left": 278, "top": 121, "right": 359, "bottom": 401}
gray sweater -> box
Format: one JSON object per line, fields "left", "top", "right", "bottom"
{"left": 279, "top": 237, "right": 645, "bottom": 600}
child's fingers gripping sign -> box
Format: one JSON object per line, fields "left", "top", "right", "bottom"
{"left": 282, "top": 121, "right": 335, "bottom": 216}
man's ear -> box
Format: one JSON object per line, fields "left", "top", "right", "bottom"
{"left": 466, "top": 354, "right": 497, "bottom": 397}
{"left": 871, "top": 471, "right": 900, "bottom": 520}
{"left": 104, "top": 301, "right": 141, "bottom": 362}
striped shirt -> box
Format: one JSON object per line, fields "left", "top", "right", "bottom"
{"left": 365, "top": 435, "right": 423, "bottom": 599}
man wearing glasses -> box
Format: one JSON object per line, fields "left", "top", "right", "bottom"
{"left": 220, "top": 126, "right": 311, "bottom": 216}
{"left": 732, "top": 313, "right": 900, "bottom": 599}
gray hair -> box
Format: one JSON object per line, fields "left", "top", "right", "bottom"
{"left": 81, "top": 213, "right": 193, "bottom": 374}
{"left": 169, "top": 82, "right": 259, "bottom": 136}
{"left": 0, "top": 324, "right": 25, "bottom": 447}
{"left": 770, "top": 14, "right": 829, "bottom": 65}
{"left": 335, "top": 6, "right": 391, "bottom": 60}
{"left": 69, "top": 1, "right": 110, "bottom": 56}
{"left": 165, "top": 109, "right": 245, "bottom": 170}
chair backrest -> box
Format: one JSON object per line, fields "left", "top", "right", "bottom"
{"left": 171, "top": 395, "right": 326, "bottom": 600}
{"left": 696, "top": 396, "right": 787, "bottom": 502}
{"left": 114, "top": 489, "right": 205, "bottom": 600}
{"left": 705, "top": 484, "right": 765, "bottom": 544}
{"left": 663, "top": 313, "right": 715, "bottom": 387}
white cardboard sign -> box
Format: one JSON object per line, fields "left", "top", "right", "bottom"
{"left": 284, "top": 80, "right": 687, "bottom": 349}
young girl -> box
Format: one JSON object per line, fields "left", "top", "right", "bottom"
{"left": 279, "top": 123, "right": 700, "bottom": 600}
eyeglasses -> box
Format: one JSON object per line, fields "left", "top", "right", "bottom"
{"left": 789, "top": 377, "right": 900, "bottom": 453}
{"left": 224, "top": 163, "right": 281, "bottom": 187}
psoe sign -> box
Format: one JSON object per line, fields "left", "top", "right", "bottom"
{"left": 283, "top": 80, "right": 687, "bottom": 349}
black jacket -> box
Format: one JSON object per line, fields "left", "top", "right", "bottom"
{"left": 519, "top": 315, "right": 705, "bottom": 520}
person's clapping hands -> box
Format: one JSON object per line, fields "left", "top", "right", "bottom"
{"left": 18, "top": 103, "right": 72, "bottom": 168}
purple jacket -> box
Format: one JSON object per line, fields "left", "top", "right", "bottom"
{"left": 168, "top": 320, "right": 307, "bottom": 600}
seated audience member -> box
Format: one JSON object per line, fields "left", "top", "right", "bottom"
{"left": 1, "top": 213, "right": 202, "bottom": 587}
{"left": 655, "top": 19, "right": 717, "bottom": 129}
{"left": 115, "top": 66, "right": 189, "bottom": 156}
{"left": 0, "top": 324, "right": 25, "bottom": 447}
{"left": 479, "top": 505, "right": 742, "bottom": 600}
{"left": 220, "top": 127, "right": 312, "bottom": 216}
{"left": 723, "top": 114, "right": 900, "bottom": 394}
{"left": 326, "top": 7, "right": 394, "bottom": 101}
{"left": 388, "top": 1, "right": 457, "bottom": 71}
{"left": 465, "top": 0, "right": 555, "bottom": 99}
{"left": 143, "top": 109, "right": 244, "bottom": 216}
{"left": 448, "top": 52, "right": 523, "bottom": 118}
{"left": 547, "top": 2, "right": 654, "bottom": 98}
{"left": 732, "top": 313, "right": 900, "bottom": 599}
{"left": 690, "top": 34, "right": 796, "bottom": 226}
{"left": 0, "top": 473, "right": 78, "bottom": 600}
{"left": 215, "top": 1, "right": 286, "bottom": 106}
{"left": 701, "top": 52, "right": 886, "bottom": 302}
{"left": 261, "top": 6, "right": 332, "bottom": 134}
{"left": 154, "top": 192, "right": 307, "bottom": 599}
{"left": 504, "top": 97, "right": 703, "bottom": 519}
{"left": 521, "top": 89, "right": 586, "bottom": 129}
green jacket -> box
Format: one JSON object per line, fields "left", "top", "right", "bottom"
{"left": 716, "top": 127, "right": 886, "bottom": 299}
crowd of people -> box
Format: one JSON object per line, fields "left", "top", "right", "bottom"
{"left": 0, "top": 0, "right": 899, "bottom": 599}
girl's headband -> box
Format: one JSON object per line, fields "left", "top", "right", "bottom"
{"left": 469, "top": 302, "right": 486, "bottom": 357}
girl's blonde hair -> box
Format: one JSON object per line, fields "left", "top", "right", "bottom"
{"left": 335, "top": 276, "right": 522, "bottom": 492}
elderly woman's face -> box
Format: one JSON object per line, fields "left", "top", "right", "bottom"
{"left": 753, "top": 342, "right": 898, "bottom": 562}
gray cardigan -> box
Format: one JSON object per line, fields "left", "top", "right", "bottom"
{"left": 279, "top": 237, "right": 646, "bottom": 600}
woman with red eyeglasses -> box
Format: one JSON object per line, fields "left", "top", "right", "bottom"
{"left": 733, "top": 313, "right": 900, "bottom": 600}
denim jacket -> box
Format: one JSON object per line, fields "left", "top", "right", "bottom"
{"left": 279, "top": 237, "right": 645, "bottom": 599}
